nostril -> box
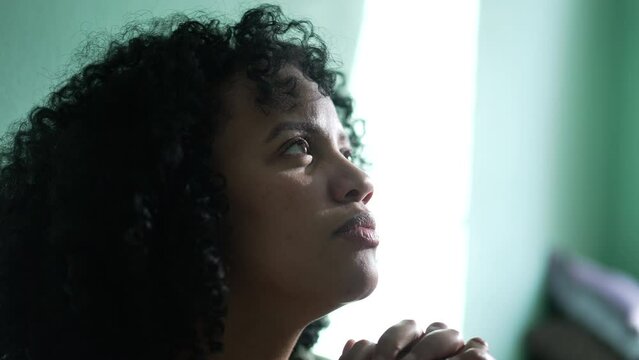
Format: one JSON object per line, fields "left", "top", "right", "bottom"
{"left": 344, "top": 189, "right": 361, "bottom": 201}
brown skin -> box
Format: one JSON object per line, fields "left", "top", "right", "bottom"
{"left": 209, "top": 68, "right": 494, "bottom": 360}
{"left": 341, "top": 321, "right": 494, "bottom": 360}
{"left": 211, "top": 68, "right": 376, "bottom": 360}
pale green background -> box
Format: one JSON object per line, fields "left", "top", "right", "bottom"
{"left": 0, "top": 0, "right": 365, "bottom": 126}
{"left": 467, "top": 1, "right": 639, "bottom": 359}
{"left": 2, "top": 1, "right": 639, "bottom": 359}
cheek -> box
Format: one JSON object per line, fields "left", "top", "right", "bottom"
{"left": 225, "top": 170, "right": 378, "bottom": 303}
{"left": 226, "top": 172, "right": 322, "bottom": 270}
{"left": 232, "top": 172, "right": 316, "bottom": 229}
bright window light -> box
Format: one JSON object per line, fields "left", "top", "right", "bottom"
{"left": 313, "top": 1, "right": 479, "bottom": 358}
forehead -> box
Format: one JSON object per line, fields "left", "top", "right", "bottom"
{"left": 217, "top": 68, "right": 346, "bottom": 144}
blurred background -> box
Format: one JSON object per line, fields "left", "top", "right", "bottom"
{"left": 3, "top": 0, "right": 639, "bottom": 359}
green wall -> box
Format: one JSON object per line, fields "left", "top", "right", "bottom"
{"left": 0, "top": 0, "right": 364, "bottom": 132}
{"left": 465, "top": 1, "right": 637, "bottom": 359}
{"left": 465, "top": 1, "right": 573, "bottom": 358}
{"left": 553, "top": 0, "right": 619, "bottom": 259}
{"left": 5, "top": 0, "right": 639, "bottom": 359}
{"left": 605, "top": 1, "right": 639, "bottom": 279}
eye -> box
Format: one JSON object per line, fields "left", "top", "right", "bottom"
{"left": 341, "top": 148, "right": 353, "bottom": 161}
{"left": 282, "top": 137, "right": 311, "bottom": 156}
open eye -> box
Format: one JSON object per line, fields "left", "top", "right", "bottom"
{"left": 283, "top": 138, "right": 310, "bottom": 155}
{"left": 341, "top": 148, "right": 353, "bottom": 161}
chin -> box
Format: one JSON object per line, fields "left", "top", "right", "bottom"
{"left": 355, "top": 270, "right": 379, "bottom": 301}
{"left": 311, "top": 251, "right": 379, "bottom": 310}
{"left": 340, "top": 261, "right": 379, "bottom": 303}
{"left": 307, "top": 270, "right": 377, "bottom": 319}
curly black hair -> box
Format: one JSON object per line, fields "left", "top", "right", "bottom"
{"left": 0, "top": 4, "right": 363, "bottom": 360}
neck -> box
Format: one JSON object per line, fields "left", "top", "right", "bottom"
{"left": 210, "top": 284, "right": 317, "bottom": 360}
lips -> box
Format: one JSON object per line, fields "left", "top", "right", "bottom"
{"left": 334, "top": 212, "right": 379, "bottom": 248}
{"left": 334, "top": 212, "right": 376, "bottom": 234}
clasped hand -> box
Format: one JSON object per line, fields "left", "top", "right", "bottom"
{"left": 339, "top": 320, "right": 494, "bottom": 360}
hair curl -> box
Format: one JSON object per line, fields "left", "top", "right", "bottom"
{"left": 0, "top": 4, "right": 363, "bottom": 360}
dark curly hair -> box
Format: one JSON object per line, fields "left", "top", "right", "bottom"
{"left": 0, "top": 4, "right": 364, "bottom": 360}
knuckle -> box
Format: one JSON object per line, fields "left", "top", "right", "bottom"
{"left": 353, "top": 339, "right": 372, "bottom": 346}
{"left": 348, "top": 339, "right": 373, "bottom": 352}
{"left": 401, "top": 319, "right": 417, "bottom": 326}
{"left": 378, "top": 330, "right": 398, "bottom": 343}
{"left": 442, "top": 328, "right": 461, "bottom": 339}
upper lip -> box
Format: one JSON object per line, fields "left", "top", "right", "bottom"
{"left": 334, "top": 212, "right": 377, "bottom": 234}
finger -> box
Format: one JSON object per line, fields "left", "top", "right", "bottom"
{"left": 343, "top": 339, "right": 356, "bottom": 355}
{"left": 338, "top": 339, "right": 376, "bottom": 360}
{"left": 450, "top": 347, "right": 495, "bottom": 360}
{"left": 373, "top": 319, "right": 421, "bottom": 360}
{"left": 464, "top": 337, "right": 489, "bottom": 352}
{"left": 402, "top": 329, "right": 464, "bottom": 360}
{"left": 424, "top": 322, "right": 447, "bottom": 334}
{"left": 449, "top": 338, "right": 493, "bottom": 360}
{"left": 449, "top": 337, "right": 489, "bottom": 357}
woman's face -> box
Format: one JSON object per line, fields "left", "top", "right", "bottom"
{"left": 213, "top": 68, "right": 377, "bottom": 312}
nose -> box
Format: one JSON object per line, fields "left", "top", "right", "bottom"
{"left": 329, "top": 158, "right": 374, "bottom": 205}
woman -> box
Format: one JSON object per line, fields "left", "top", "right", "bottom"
{"left": 0, "top": 4, "right": 492, "bottom": 360}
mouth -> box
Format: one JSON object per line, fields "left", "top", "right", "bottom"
{"left": 333, "top": 212, "right": 379, "bottom": 248}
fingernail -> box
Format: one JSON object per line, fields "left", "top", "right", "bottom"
{"left": 470, "top": 337, "right": 489, "bottom": 347}
{"left": 426, "top": 322, "right": 447, "bottom": 333}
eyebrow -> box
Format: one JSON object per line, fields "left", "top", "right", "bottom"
{"left": 264, "top": 121, "right": 348, "bottom": 144}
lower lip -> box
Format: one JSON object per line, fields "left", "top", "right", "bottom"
{"left": 336, "top": 227, "right": 379, "bottom": 248}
